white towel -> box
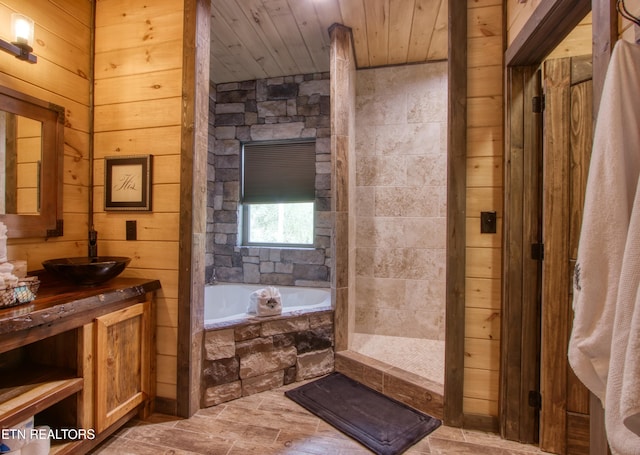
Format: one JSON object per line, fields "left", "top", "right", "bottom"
{"left": 247, "top": 286, "right": 282, "bottom": 316}
{"left": 617, "top": 194, "right": 640, "bottom": 432}
{"left": 621, "top": 286, "right": 640, "bottom": 435}
{"left": 569, "top": 39, "right": 640, "bottom": 454}
{"left": 606, "top": 177, "right": 640, "bottom": 454}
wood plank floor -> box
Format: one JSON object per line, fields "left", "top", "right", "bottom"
{"left": 91, "top": 380, "right": 545, "bottom": 454}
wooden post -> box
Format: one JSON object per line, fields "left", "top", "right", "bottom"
{"left": 177, "top": 0, "right": 210, "bottom": 418}
{"left": 444, "top": 0, "right": 467, "bottom": 428}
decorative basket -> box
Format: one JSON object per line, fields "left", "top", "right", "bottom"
{"left": 0, "top": 277, "right": 40, "bottom": 308}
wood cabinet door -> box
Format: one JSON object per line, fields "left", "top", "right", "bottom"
{"left": 94, "top": 301, "right": 150, "bottom": 433}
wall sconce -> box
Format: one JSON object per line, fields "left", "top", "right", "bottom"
{"left": 0, "top": 13, "right": 37, "bottom": 64}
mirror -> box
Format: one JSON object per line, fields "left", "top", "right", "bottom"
{"left": 0, "top": 86, "right": 64, "bottom": 238}
{"left": 0, "top": 112, "right": 42, "bottom": 215}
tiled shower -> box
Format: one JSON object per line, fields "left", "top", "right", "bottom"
{"left": 352, "top": 62, "right": 448, "bottom": 385}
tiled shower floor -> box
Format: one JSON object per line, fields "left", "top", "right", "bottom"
{"left": 350, "top": 333, "right": 445, "bottom": 385}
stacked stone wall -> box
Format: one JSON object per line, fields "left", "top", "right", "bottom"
{"left": 202, "top": 310, "right": 334, "bottom": 406}
{"left": 206, "top": 73, "right": 332, "bottom": 287}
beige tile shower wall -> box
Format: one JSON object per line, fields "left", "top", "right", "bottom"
{"left": 93, "top": 0, "right": 184, "bottom": 402}
{"left": 354, "top": 62, "right": 448, "bottom": 341}
{"left": 464, "top": 0, "right": 504, "bottom": 417}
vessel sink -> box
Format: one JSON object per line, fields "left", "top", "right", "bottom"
{"left": 42, "top": 256, "right": 131, "bottom": 286}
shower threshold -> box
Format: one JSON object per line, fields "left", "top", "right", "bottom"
{"left": 334, "top": 348, "right": 444, "bottom": 419}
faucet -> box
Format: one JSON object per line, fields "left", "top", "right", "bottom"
{"left": 88, "top": 228, "right": 98, "bottom": 258}
{"left": 208, "top": 267, "right": 217, "bottom": 285}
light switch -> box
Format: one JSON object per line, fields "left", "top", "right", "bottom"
{"left": 480, "top": 211, "right": 497, "bottom": 234}
{"left": 126, "top": 220, "right": 137, "bottom": 240}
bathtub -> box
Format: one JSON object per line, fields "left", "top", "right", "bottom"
{"left": 204, "top": 283, "right": 332, "bottom": 327}
{"left": 201, "top": 282, "right": 335, "bottom": 406}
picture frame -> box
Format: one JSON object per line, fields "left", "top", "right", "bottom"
{"left": 104, "top": 155, "right": 152, "bottom": 211}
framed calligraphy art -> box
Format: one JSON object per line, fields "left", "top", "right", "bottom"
{"left": 104, "top": 155, "right": 152, "bottom": 211}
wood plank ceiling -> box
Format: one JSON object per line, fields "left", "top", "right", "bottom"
{"left": 210, "top": 0, "right": 448, "bottom": 84}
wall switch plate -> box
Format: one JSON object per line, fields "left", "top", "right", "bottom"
{"left": 480, "top": 211, "right": 497, "bottom": 234}
{"left": 126, "top": 220, "right": 137, "bottom": 240}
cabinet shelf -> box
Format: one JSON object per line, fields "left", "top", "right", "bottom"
{"left": 0, "top": 279, "right": 158, "bottom": 453}
{"left": 0, "top": 366, "right": 83, "bottom": 429}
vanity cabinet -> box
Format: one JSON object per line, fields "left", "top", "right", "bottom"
{"left": 94, "top": 301, "right": 151, "bottom": 433}
{"left": 0, "top": 277, "right": 160, "bottom": 454}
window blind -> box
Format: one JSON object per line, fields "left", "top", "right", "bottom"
{"left": 242, "top": 140, "right": 316, "bottom": 204}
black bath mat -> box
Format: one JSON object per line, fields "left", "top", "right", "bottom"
{"left": 285, "top": 372, "right": 441, "bottom": 455}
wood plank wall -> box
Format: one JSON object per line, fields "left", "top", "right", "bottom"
{"left": 0, "top": 1, "right": 90, "bottom": 276}
{"left": 506, "top": 0, "right": 543, "bottom": 46}
{"left": 93, "top": 0, "right": 184, "bottom": 403}
{"left": 464, "top": 0, "right": 504, "bottom": 418}
{"left": 546, "top": 13, "right": 593, "bottom": 60}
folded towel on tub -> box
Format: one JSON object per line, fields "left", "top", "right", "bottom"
{"left": 248, "top": 286, "right": 282, "bottom": 317}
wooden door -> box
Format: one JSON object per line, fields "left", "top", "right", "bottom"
{"left": 501, "top": 65, "right": 543, "bottom": 445}
{"left": 94, "top": 301, "right": 150, "bottom": 433}
{"left": 541, "top": 56, "right": 592, "bottom": 455}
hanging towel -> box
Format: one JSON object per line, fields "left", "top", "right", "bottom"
{"left": 605, "top": 176, "right": 640, "bottom": 454}
{"left": 569, "top": 39, "right": 640, "bottom": 454}
{"left": 621, "top": 286, "right": 640, "bottom": 435}
{"left": 615, "top": 184, "right": 640, "bottom": 437}
{"left": 569, "top": 38, "right": 640, "bottom": 403}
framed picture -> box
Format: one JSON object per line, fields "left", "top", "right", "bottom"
{"left": 104, "top": 155, "right": 152, "bottom": 211}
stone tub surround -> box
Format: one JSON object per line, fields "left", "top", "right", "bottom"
{"left": 201, "top": 310, "right": 334, "bottom": 407}
{"left": 206, "top": 73, "right": 332, "bottom": 287}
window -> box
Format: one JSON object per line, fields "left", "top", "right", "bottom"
{"left": 244, "top": 202, "right": 314, "bottom": 245}
{"left": 241, "top": 140, "right": 316, "bottom": 247}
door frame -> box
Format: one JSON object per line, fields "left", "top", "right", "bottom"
{"left": 501, "top": 0, "right": 615, "bottom": 448}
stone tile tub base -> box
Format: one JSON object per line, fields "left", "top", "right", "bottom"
{"left": 202, "top": 310, "right": 334, "bottom": 407}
